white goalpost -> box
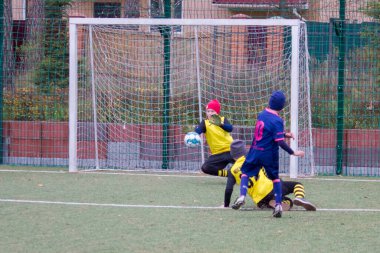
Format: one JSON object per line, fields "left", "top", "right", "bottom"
{"left": 69, "top": 18, "right": 314, "bottom": 178}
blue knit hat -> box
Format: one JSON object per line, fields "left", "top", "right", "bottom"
{"left": 269, "top": 90, "right": 286, "bottom": 111}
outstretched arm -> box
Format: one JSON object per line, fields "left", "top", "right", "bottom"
{"left": 278, "top": 140, "right": 304, "bottom": 157}
{"left": 278, "top": 140, "right": 294, "bottom": 155}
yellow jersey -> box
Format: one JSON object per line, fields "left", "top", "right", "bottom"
{"left": 204, "top": 117, "right": 233, "bottom": 155}
{"left": 230, "top": 156, "right": 273, "bottom": 204}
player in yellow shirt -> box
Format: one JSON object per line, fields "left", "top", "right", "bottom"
{"left": 223, "top": 140, "right": 316, "bottom": 211}
{"left": 195, "top": 99, "right": 234, "bottom": 177}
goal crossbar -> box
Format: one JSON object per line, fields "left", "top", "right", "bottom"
{"left": 69, "top": 18, "right": 301, "bottom": 27}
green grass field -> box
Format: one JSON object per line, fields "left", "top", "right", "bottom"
{"left": 0, "top": 165, "right": 379, "bottom": 253}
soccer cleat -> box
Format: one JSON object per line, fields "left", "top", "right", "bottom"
{"left": 293, "top": 198, "right": 317, "bottom": 211}
{"left": 272, "top": 204, "right": 283, "bottom": 218}
{"left": 231, "top": 196, "right": 245, "bottom": 210}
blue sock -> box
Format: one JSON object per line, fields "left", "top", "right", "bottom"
{"left": 273, "top": 179, "right": 282, "bottom": 204}
{"left": 240, "top": 175, "right": 249, "bottom": 196}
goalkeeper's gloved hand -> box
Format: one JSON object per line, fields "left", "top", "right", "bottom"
{"left": 209, "top": 114, "right": 222, "bottom": 127}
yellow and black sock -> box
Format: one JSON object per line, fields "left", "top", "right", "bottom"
{"left": 282, "top": 199, "right": 292, "bottom": 206}
{"left": 294, "top": 183, "right": 305, "bottom": 198}
{"left": 217, "top": 169, "right": 228, "bottom": 177}
{"left": 281, "top": 196, "right": 294, "bottom": 210}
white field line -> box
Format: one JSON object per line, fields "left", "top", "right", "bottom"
{"left": 300, "top": 177, "right": 380, "bottom": 183}
{"left": 0, "top": 169, "right": 219, "bottom": 179}
{"left": 0, "top": 199, "right": 380, "bottom": 212}
{"left": 0, "top": 169, "right": 379, "bottom": 182}
{"left": 0, "top": 199, "right": 220, "bottom": 209}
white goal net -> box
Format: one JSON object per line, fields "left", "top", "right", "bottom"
{"left": 69, "top": 18, "right": 313, "bottom": 177}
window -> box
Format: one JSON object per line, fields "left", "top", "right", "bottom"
{"left": 150, "top": 0, "right": 183, "bottom": 32}
{"left": 150, "top": 0, "right": 182, "bottom": 19}
{"left": 151, "top": 0, "right": 164, "bottom": 18}
{"left": 173, "top": 0, "right": 183, "bottom": 19}
{"left": 124, "top": 1, "right": 140, "bottom": 18}
{"left": 94, "top": 3, "right": 121, "bottom": 18}
{"left": 13, "top": 0, "right": 26, "bottom": 20}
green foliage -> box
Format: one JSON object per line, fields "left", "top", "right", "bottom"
{"left": 34, "top": 55, "right": 70, "bottom": 93}
{"left": 3, "top": 87, "right": 68, "bottom": 121}
{"left": 362, "top": 1, "right": 380, "bottom": 85}
{"left": 311, "top": 80, "right": 380, "bottom": 129}
{"left": 7, "top": 0, "right": 73, "bottom": 121}
{"left": 363, "top": 2, "right": 380, "bottom": 19}
{"left": 45, "top": 0, "right": 73, "bottom": 19}
{"left": 33, "top": 0, "right": 72, "bottom": 94}
{"left": 310, "top": 23, "right": 380, "bottom": 130}
{"left": 78, "top": 88, "right": 201, "bottom": 125}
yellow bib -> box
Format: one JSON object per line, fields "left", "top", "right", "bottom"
{"left": 230, "top": 156, "right": 273, "bottom": 204}
{"left": 205, "top": 117, "right": 233, "bottom": 155}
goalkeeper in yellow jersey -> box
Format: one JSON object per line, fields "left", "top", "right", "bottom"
{"left": 194, "top": 99, "right": 235, "bottom": 177}
{"left": 223, "top": 140, "right": 316, "bottom": 211}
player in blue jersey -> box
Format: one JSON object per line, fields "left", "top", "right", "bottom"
{"left": 194, "top": 99, "right": 235, "bottom": 177}
{"left": 232, "top": 91, "right": 305, "bottom": 218}
{"left": 223, "top": 140, "right": 316, "bottom": 211}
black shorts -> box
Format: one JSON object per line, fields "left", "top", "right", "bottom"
{"left": 201, "top": 151, "right": 235, "bottom": 176}
{"left": 257, "top": 180, "right": 300, "bottom": 208}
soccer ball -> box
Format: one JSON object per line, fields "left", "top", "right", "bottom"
{"left": 184, "top": 132, "right": 201, "bottom": 148}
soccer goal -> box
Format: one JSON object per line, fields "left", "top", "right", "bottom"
{"left": 69, "top": 18, "right": 313, "bottom": 177}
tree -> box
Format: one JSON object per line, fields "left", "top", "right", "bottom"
{"left": 362, "top": 1, "right": 380, "bottom": 111}
{"left": 363, "top": 2, "right": 379, "bottom": 82}
{"left": 33, "top": 0, "right": 73, "bottom": 93}
{"left": 364, "top": 2, "right": 380, "bottom": 19}
{"left": 23, "top": 0, "right": 45, "bottom": 71}
{"left": 3, "top": 0, "right": 15, "bottom": 91}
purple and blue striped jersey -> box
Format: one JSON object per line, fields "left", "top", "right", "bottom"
{"left": 245, "top": 108, "right": 285, "bottom": 163}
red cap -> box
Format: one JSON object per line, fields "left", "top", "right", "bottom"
{"left": 206, "top": 99, "right": 221, "bottom": 114}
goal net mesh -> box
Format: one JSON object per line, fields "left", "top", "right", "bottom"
{"left": 74, "top": 20, "right": 313, "bottom": 175}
